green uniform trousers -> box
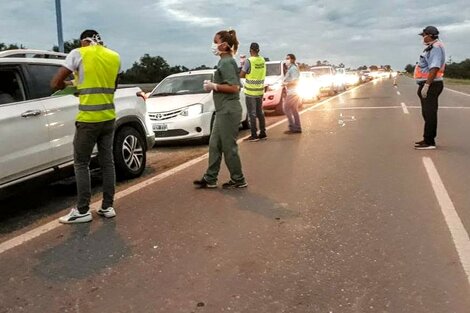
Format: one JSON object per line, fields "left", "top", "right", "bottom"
{"left": 204, "top": 111, "right": 245, "bottom": 184}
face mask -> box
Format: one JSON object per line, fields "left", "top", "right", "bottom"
{"left": 422, "top": 35, "right": 433, "bottom": 46}
{"left": 285, "top": 59, "right": 291, "bottom": 66}
{"left": 211, "top": 43, "right": 222, "bottom": 56}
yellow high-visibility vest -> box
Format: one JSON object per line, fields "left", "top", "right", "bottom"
{"left": 76, "top": 45, "right": 120, "bottom": 122}
{"left": 244, "top": 56, "right": 266, "bottom": 97}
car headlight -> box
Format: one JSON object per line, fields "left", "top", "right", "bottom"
{"left": 180, "top": 104, "right": 203, "bottom": 117}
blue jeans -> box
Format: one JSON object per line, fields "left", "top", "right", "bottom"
{"left": 246, "top": 95, "right": 266, "bottom": 137}
{"left": 283, "top": 93, "right": 302, "bottom": 132}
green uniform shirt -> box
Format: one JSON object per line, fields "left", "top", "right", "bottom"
{"left": 213, "top": 56, "right": 242, "bottom": 114}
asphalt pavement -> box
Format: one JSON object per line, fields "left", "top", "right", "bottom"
{"left": 1, "top": 77, "right": 470, "bottom": 313}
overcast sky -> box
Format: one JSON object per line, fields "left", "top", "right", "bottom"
{"left": 1, "top": 0, "right": 469, "bottom": 71}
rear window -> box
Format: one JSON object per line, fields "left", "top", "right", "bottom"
{"left": 266, "top": 63, "right": 282, "bottom": 76}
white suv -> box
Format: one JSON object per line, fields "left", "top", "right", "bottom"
{"left": 0, "top": 49, "right": 155, "bottom": 189}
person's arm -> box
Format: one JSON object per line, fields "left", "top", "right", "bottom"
{"left": 426, "top": 68, "right": 439, "bottom": 85}
{"left": 426, "top": 45, "right": 444, "bottom": 85}
{"left": 50, "top": 67, "right": 73, "bottom": 91}
{"left": 204, "top": 59, "right": 241, "bottom": 94}
{"left": 51, "top": 49, "right": 79, "bottom": 91}
{"left": 216, "top": 84, "right": 240, "bottom": 93}
{"left": 240, "top": 59, "right": 250, "bottom": 78}
{"left": 283, "top": 67, "right": 298, "bottom": 88}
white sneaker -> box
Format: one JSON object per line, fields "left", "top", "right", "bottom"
{"left": 59, "top": 208, "right": 92, "bottom": 224}
{"left": 96, "top": 207, "right": 116, "bottom": 218}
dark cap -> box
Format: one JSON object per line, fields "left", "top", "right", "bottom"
{"left": 250, "top": 42, "right": 260, "bottom": 52}
{"left": 419, "top": 26, "right": 439, "bottom": 36}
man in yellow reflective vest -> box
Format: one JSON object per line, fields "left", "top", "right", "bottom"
{"left": 240, "top": 42, "right": 267, "bottom": 141}
{"left": 414, "top": 26, "right": 445, "bottom": 150}
{"left": 51, "top": 29, "right": 121, "bottom": 223}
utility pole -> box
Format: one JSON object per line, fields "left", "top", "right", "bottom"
{"left": 55, "top": 0, "right": 64, "bottom": 52}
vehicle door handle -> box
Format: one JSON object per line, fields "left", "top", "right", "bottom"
{"left": 21, "top": 110, "right": 42, "bottom": 118}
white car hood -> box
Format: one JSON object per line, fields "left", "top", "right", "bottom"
{"left": 146, "top": 93, "right": 211, "bottom": 112}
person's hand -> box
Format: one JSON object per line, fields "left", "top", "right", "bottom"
{"left": 203, "top": 80, "right": 218, "bottom": 92}
{"left": 421, "top": 83, "right": 430, "bottom": 98}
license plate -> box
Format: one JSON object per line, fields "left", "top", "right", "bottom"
{"left": 153, "top": 124, "right": 167, "bottom": 131}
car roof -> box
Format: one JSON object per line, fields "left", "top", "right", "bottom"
{"left": 266, "top": 61, "right": 282, "bottom": 65}
{"left": 0, "top": 49, "right": 67, "bottom": 59}
{"left": 0, "top": 49, "right": 66, "bottom": 66}
{"left": 0, "top": 57, "right": 65, "bottom": 66}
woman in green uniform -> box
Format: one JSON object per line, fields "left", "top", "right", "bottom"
{"left": 193, "top": 29, "right": 247, "bottom": 189}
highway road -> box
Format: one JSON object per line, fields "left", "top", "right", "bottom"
{"left": 1, "top": 76, "right": 470, "bottom": 312}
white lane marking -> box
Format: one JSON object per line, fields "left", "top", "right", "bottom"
{"left": 422, "top": 157, "right": 470, "bottom": 285}
{"left": 445, "top": 88, "right": 470, "bottom": 97}
{"left": 0, "top": 220, "right": 61, "bottom": 254}
{"left": 0, "top": 81, "right": 374, "bottom": 255}
{"left": 401, "top": 102, "right": 409, "bottom": 114}
{"left": 397, "top": 91, "right": 401, "bottom": 95}
{"left": 315, "top": 106, "right": 401, "bottom": 111}
{"left": 407, "top": 106, "right": 470, "bottom": 109}
{"left": 0, "top": 153, "right": 210, "bottom": 255}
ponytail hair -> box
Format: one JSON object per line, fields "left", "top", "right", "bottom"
{"left": 216, "top": 29, "right": 239, "bottom": 55}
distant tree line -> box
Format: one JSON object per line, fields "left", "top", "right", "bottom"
{"left": 405, "top": 58, "right": 470, "bottom": 79}
{"left": 1, "top": 40, "right": 212, "bottom": 84}
{"left": 0, "top": 43, "right": 26, "bottom": 51}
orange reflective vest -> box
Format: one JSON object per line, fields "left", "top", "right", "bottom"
{"left": 414, "top": 41, "right": 445, "bottom": 81}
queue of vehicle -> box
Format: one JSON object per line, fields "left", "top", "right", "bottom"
{"left": 0, "top": 49, "right": 392, "bottom": 191}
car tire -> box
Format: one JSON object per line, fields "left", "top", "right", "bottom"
{"left": 275, "top": 92, "right": 286, "bottom": 115}
{"left": 114, "top": 126, "right": 146, "bottom": 180}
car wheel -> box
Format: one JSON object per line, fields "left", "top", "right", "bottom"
{"left": 114, "top": 126, "right": 146, "bottom": 180}
{"left": 275, "top": 92, "right": 286, "bottom": 115}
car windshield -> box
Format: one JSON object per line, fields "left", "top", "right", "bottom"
{"left": 311, "top": 68, "right": 332, "bottom": 76}
{"left": 266, "top": 63, "right": 282, "bottom": 76}
{"left": 149, "top": 74, "right": 213, "bottom": 97}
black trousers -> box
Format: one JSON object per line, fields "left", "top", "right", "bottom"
{"left": 417, "top": 81, "right": 444, "bottom": 145}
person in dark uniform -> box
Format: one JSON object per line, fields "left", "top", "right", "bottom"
{"left": 414, "top": 26, "right": 446, "bottom": 150}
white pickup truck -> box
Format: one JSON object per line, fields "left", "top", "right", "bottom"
{"left": 0, "top": 49, "right": 155, "bottom": 190}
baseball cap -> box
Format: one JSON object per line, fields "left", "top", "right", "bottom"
{"left": 419, "top": 26, "right": 439, "bottom": 36}
{"left": 250, "top": 42, "right": 260, "bottom": 52}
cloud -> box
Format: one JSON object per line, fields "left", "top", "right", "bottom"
{"left": 0, "top": 1, "right": 469, "bottom": 71}
{"left": 158, "top": 0, "right": 223, "bottom": 26}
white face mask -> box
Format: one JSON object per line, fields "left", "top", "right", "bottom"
{"left": 285, "top": 59, "right": 291, "bottom": 66}
{"left": 211, "top": 43, "right": 222, "bottom": 56}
